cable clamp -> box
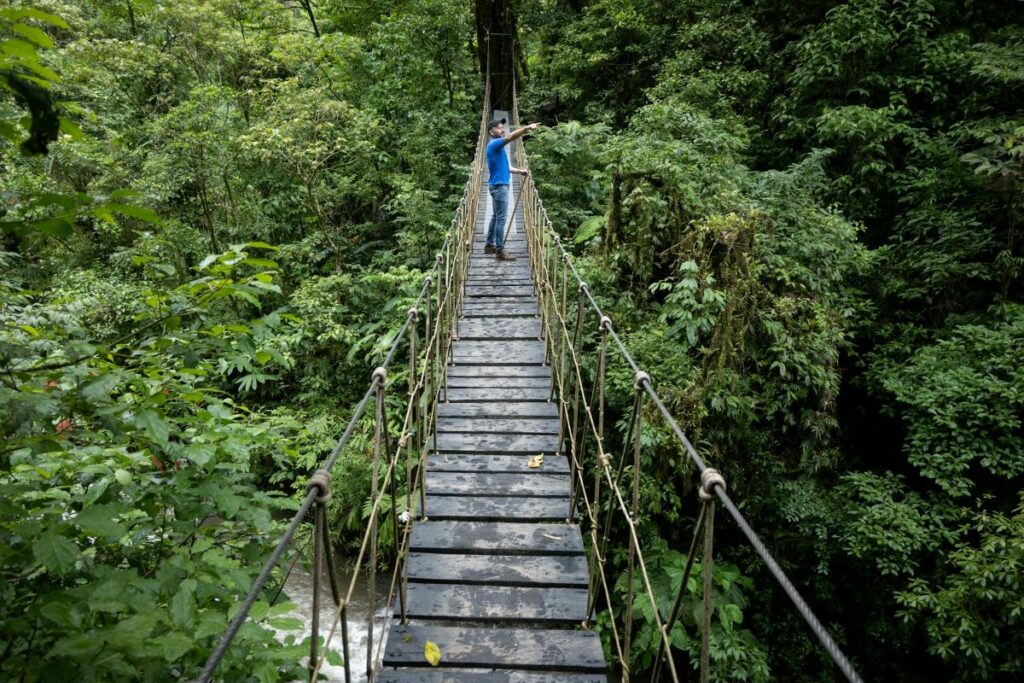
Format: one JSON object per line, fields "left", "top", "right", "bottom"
{"left": 424, "top": 275, "right": 434, "bottom": 287}
{"left": 599, "top": 315, "right": 613, "bottom": 333}
{"left": 633, "top": 370, "right": 651, "bottom": 390}
{"left": 372, "top": 366, "right": 387, "bottom": 385}
{"left": 408, "top": 307, "right": 419, "bottom": 321}
{"left": 307, "top": 469, "right": 332, "bottom": 504}
{"left": 578, "top": 281, "right": 588, "bottom": 293}
{"left": 699, "top": 467, "right": 726, "bottom": 501}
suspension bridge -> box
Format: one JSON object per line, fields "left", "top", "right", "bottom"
{"left": 196, "top": 79, "right": 865, "bottom": 683}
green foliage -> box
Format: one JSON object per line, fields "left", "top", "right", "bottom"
{"left": 521, "top": 0, "right": 1023, "bottom": 679}
{"left": 0, "top": 244, "right": 308, "bottom": 680}
{"left": 897, "top": 503, "right": 1024, "bottom": 679}
{"left": 1, "top": 0, "right": 480, "bottom": 677}
{"left": 877, "top": 312, "right": 1024, "bottom": 497}
{"left": 608, "top": 540, "right": 770, "bottom": 681}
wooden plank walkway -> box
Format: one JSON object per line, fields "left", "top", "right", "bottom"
{"left": 381, "top": 145, "right": 607, "bottom": 680}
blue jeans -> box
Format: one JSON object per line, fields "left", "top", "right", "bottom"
{"left": 487, "top": 183, "right": 508, "bottom": 250}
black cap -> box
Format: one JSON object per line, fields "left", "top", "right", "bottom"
{"left": 487, "top": 117, "right": 506, "bottom": 130}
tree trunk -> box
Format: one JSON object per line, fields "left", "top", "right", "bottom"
{"left": 126, "top": 1, "right": 137, "bottom": 36}
{"left": 475, "top": 0, "right": 519, "bottom": 111}
{"left": 298, "top": 0, "right": 321, "bottom": 38}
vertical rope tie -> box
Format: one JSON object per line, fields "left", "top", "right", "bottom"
{"left": 306, "top": 471, "right": 331, "bottom": 674}
{"left": 367, "top": 372, "right": 386, "bottom": 682}
{"left": 698, "top": 468, "right": 724, "bottom": 683}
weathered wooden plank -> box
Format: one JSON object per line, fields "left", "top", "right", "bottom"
{"left": 400, "top": 584, "right": 589, "bottom": 623}
{"left": 432, "top": 433, "right": 560, "bottom": 454}
{"left": 467, "top": 268, "right": 532, "bottom": 278}
{"left": 447, "top": 365, "right": 550, "bottom": 378}
{"left": 409, "top": 521, "right": 583, "bottom": 555}
{"left": 452, "top": 341, "right": 546, "bottom": 364}
{"left": 462, "top": 299, "right": 539, "bottom": 310}
{"left": 382, "top": 624, "right": 604, "bottom": 671}
{"left": 458, "top": 318, "right": 541, "bottom": 340}
{"left": 379, "top": 670, "right": 606, "bottom": 683}
{"left": 468, "top": 261, "right": 531, "bottom": 273}
{"left": 462, "top": 277, "right": 532, "bottom": 286}
{"left": 436, "top": 402, "right": 558, "bottom": 418}
{"left": 424, "top": 495, "right": 568, "bottom": 521}
{"left": 427, "top": 454, "right": 569, "bottom": 473}
{"left": 452, "top": 339, "right": 545, "bottom": 355}
{"left": 426, "top": 472, "right": 568, "bottom": 496}
{"left": 466, "top": 284, "right": 534, "bottom": 297}
{"left": 473, "top": 237, "right": 528, "bottom": 247}
{"left": 461, "top": 303, "right": 538, "bottom": 317}
{"left": 436, "top": 417, "right": 558, "bottom": 433}
{"left": 406, "top": 552, "right": 587, "bottom": 587}
{"left": 440, "top": 387, "right": 551, "bottom": 402}
{"left": 444, "top": 376, "right": 550, "bottom": 389}
{"left": 464, "top": 270, "right": 528, "bottom": 278}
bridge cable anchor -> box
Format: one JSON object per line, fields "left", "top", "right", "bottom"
{"left": 633, "top": 370, "right": 651, "bottom": 390}
{"left": 599, "top": 315, "right": 612, "bottom": 333}
{"left": 307, "top": 469, "right": 332, "bottom": 504}
{"left": 372, "top": 366, "right": 387, "bottom": 386}
{"left": 699, "top": 468, "right": 726, "bottom": 501}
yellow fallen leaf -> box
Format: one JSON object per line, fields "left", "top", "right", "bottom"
{"left": 527, "top": 454, "right": 544, "bottom": 469}
{"left": 424, "top": 640, "right": 441, "bottom": 667}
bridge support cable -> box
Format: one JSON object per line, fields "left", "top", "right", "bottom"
{"left": 195, "top": 78, "right": 492, "bottom": 683}
{"left": 509, "top": 92, "right": 865, "bottom": 682}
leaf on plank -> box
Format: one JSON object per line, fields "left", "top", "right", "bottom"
{"left": 424, "top": 640, "right": 441, "bottom": 666}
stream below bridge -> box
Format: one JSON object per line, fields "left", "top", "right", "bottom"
{"left": 274, "top": 549, "right": 392, "bottom": 682}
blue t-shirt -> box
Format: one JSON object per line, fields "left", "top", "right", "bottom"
{"left": 486, "top": 137, "right": 510, "bottom": 185}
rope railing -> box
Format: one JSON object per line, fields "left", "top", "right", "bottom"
{"left": 194, "top": 76, "right": 492, "bottom": 683}
{"left": 509, "top": 93, "right": 865, "bottom": 683}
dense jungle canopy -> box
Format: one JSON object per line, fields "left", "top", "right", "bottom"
{"left": 1, "top": 0, "right": 1022, "bottom": 680}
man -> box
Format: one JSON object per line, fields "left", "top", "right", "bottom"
{"left": 484, "top": 117, "right": 540, "bottom": 260}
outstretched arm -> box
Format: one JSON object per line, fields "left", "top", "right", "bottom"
{"left": 503, "top": 122, "right": 541, "bottom": 144}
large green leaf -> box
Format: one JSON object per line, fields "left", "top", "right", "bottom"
{"left": 33, "top": 532, "right": 79, "bottom": 574}
{"left": 170, "top": 579, "right": 198, "bottom": 629}
{"left": 160, "top": 631, "right": 194, "bottom": 662}
{"left": 72, "top": 504, "right": 126, "bottom": 540}
{"left": 134, "top": 409, "right": 170, "bottom": 446}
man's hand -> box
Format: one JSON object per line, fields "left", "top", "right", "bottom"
{"left": 526, "top": 122, "right": 541, "bottom": 132}
{"left": 520, "top": 169, "right": 531, "bottom": 177}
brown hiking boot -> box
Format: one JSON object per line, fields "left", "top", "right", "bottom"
{"left": 484, "top": 243, "right": 496, "bottom": 254}
{"left": 495, "top": 249, "right": 517, "bottom": 261}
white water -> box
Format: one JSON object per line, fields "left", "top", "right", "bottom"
{"left": 274, "top": 552, "right": 392, "bottom": 682}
